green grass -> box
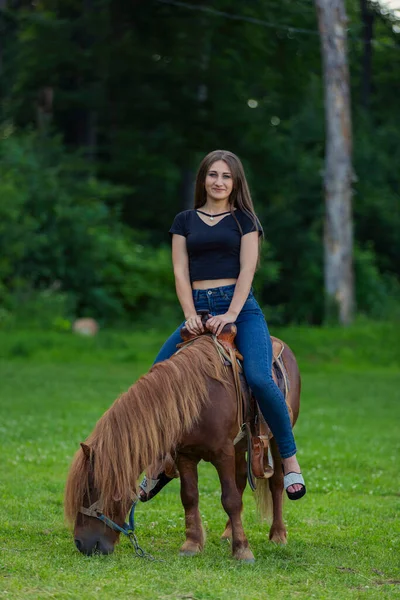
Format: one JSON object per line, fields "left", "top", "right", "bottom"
{"left": 0, "top": 324, "right": 399, "bottom": 599}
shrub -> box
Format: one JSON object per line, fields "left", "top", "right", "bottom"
{"left": 354, "top": 244, "right": 400, "bottom": 321}
{"left": 0, "top": 128, "right": 176, "bottom": 325}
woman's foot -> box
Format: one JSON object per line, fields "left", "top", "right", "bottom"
{"left": 281, "top": 455, "right": 306, "bottom": 500}
{"left": 138, "top": 471, "right": 174, "bottom": 502}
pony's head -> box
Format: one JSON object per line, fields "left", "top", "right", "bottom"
{"left": 65, "top": 441, "right": 134, "bottom": 555}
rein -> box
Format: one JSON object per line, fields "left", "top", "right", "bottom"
{"left": 79, "top": 500, "right": 157, "bottom": 560}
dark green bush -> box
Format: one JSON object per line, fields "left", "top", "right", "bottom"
{"left": 0, "top": 129, "right": 176, "bottom": 325}
{"left": 354, "top": 244, "right": 400, "bottom": 321}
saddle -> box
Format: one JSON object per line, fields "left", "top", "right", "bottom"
{"left": 178, "top": 311, "right": 292, "bottom": 487}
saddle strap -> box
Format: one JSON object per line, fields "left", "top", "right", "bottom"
{"left": 245, "top": 422, "right": 257, "bottom": 492}
{"left": 214, "top": 341, "right": 246, "bottom": 430}
{"left": 251, "top": 434, "right": 274, "bottom": 479}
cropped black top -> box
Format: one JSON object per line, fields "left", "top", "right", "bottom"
{"left": 169, "top": 209, "right": 262, "bottom": 282}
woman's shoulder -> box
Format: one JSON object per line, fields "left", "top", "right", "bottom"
{"left": 235, "top": 209, "right": 262, "bottom": 230}
{"left": 169, "top": 209, "right": 196, "bottom": 236}
{"left": 173, "top": 209, "right": 195, "bottom": 220}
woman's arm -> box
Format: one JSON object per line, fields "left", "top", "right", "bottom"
{"left": 228, "top": 231, "right": 259, "bottom": 316}
{"left": 172, "top": 234, "right": 204, "bottom": 334}
{"left": 206, "top": 231, "right": 259, "bottom": 335}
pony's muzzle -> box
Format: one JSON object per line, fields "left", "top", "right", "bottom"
{"left": 74, "top": 537, "right": 115, "bottom": 556}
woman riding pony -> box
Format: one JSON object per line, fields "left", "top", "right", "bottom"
{"left": 140, "top": 150, "right": 306, "bottom": 502}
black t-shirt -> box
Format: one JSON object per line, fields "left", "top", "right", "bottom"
{"left": 169, "top": 209, "right": 262, "bottom": 282}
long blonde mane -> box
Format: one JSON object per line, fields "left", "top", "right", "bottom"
{"left": 64, "top": 336, "right": 230, "bottom": 521}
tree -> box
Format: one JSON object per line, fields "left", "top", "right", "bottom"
{"left": 315, "top": 0, "right": 355, "bottom": 324}
{"left": 1, "top": 0, "right": 399, "bottom": 324}
{"left": 360, "top": 0, "right": 375, "bottom": 108}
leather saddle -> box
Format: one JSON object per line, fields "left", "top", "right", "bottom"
{"left": 180, "top": 310, "right": 242, "bottom": 359}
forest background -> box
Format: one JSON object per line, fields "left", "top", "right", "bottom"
{"left": 0, "top": 0, "right": 399, "bottom": 329}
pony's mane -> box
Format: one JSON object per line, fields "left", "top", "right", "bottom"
{"left": 64, "top": 336, "right": 230, "bottom": 521}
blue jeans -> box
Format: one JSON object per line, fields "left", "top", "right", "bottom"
{"left": 154, "top": 285, "right": 296, "bottom": 459}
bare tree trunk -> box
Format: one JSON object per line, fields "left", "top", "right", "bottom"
{"left": 181, "top": 167, "right": 195, "bottom": 210}
{"left": 315, "top": 0, "right": 355, "bottom": 325}
{"left": 0, "top": 0, "right": 7, "bottom": 78}
{"left": 36, "top": 86, "right": 54, "bottom": 134}
{"left": 81, "top": 0, "right": 97, "bottom": 161}
{"left": 360, "top": 0, "right": 374, "bottom": 109}
{"left": 181, "top": 24, "right": 211, "bottom": 210}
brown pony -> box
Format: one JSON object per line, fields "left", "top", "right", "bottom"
{"left": 64, "top": 335, "right": 300, "bottom": 561}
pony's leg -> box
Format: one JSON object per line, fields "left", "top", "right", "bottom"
{"left": 176, "top": 454, "right": 205, "bottom": 556}
{"left": 268, "top": 439, "right": 287, "bottom": 544}
{"left": 220, "top": 446, "right": 247, "bottom": 542}
{"left": 214, "top": 449, "right": 254, "bottom": 562}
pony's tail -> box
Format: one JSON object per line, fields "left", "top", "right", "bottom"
{"left": 253, "top": 478, "right": 273, "bottom": 523}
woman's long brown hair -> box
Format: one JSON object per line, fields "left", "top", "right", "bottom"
{"left": 194, "top": 150, "right": 263, "bottom": 238}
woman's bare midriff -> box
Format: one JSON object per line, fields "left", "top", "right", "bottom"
{"left": 192, "top": 278, "right": 237, "bottom": 290}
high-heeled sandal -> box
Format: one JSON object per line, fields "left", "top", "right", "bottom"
{"left": 283, "top": 471, "right": 306, "bottom": 500}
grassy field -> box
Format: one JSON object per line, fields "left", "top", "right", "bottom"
{"left": 0, "top": 323, "right": 399, "bottom": 599}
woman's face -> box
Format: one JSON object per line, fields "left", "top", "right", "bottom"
{"left": 205, "top": 160, "right": 234, "bottom": 204}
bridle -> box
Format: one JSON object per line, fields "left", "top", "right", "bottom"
{"left": 79, "top": 499, "right": 156, "bottom": 559}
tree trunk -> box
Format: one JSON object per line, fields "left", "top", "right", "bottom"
{"left": 360, "top": 0, "right": 374, "bottom": 109}
{"left": 180, "top": 24, "right": 211, "bottom": 210}
{"left": 81, "top": 0, "right": 97, "bottom": 161}
{"left": 181, "top": 167, "right": 195, "bottom": 210}
{"left": 36, "top": 86, "right": 54, "bottom": 134}
{"left": 0, "top": 0, "right": 7, "bottom": 78}
{"left": 315, "top": 0, "right": 355, "bottom": 325}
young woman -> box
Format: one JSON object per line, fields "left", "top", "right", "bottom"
{"left": 139, "top": 150, "right": 306, "bottom": 502}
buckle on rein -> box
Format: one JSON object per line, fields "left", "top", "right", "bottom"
{"left": 78, "top": 499, "right": 157, "bottom": 560}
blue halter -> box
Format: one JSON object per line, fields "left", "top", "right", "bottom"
{"left": 79, "top": 499, "right": 156, "bottom": 560}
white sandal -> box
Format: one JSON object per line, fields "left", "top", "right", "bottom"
{"left": 283, "top": 471, "right": 306, "bottom": 500}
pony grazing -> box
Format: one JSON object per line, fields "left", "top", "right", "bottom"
{"left": 65, "top": 333, "right": 301, "bottom": 561}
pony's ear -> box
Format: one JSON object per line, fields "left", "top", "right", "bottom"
{"left": 80, "top": 443, "right": 91, "bottom": 460}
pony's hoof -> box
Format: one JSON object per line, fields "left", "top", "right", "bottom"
{"left": 179, "top": 541, "right": 201, "bottom": 556}
{"left": 179, "top": 550, "right": 198, "bottom": 557}
{"left": 220, "top": 527, "right": 232, "bottom": 541}
{"left": 243, "top": 558, "right": 255, "bottom": 564}
{"left": 233, "top": 547, "right": 255, "bottom": 562}
{"left": 269, "top": 530, "right": 287, "bottom": 545}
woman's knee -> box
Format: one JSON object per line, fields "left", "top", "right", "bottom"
{"left": 245, "top": 370, "right": 279, "bottom": 400}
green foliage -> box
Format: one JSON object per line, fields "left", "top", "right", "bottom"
{"left": 354, "top": 244, "right": 400, "bottom": 320}
{"left": 0, "top": 0, "right": 399, "bottom": 324}
{"left": 0, "top": 130, "right": 176, "bottom": 324}
{"left": 2, "top": 286, "right": 75, "bottom": 331}
{"left": 1, "top": 321, "right": 399, "bottom": 373}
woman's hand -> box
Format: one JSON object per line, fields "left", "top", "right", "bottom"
{"left": 206, "top": 311, "right": 238, "bottom": 336}
{"left": 184, "top": 314, "right": 204, "bottom": 335}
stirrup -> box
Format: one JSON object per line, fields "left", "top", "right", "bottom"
{"left": 283, "top": 471, "right": 306, "bottom": 501}
{"left": 138, "top": 472, "right": 173, "bottom": 502}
